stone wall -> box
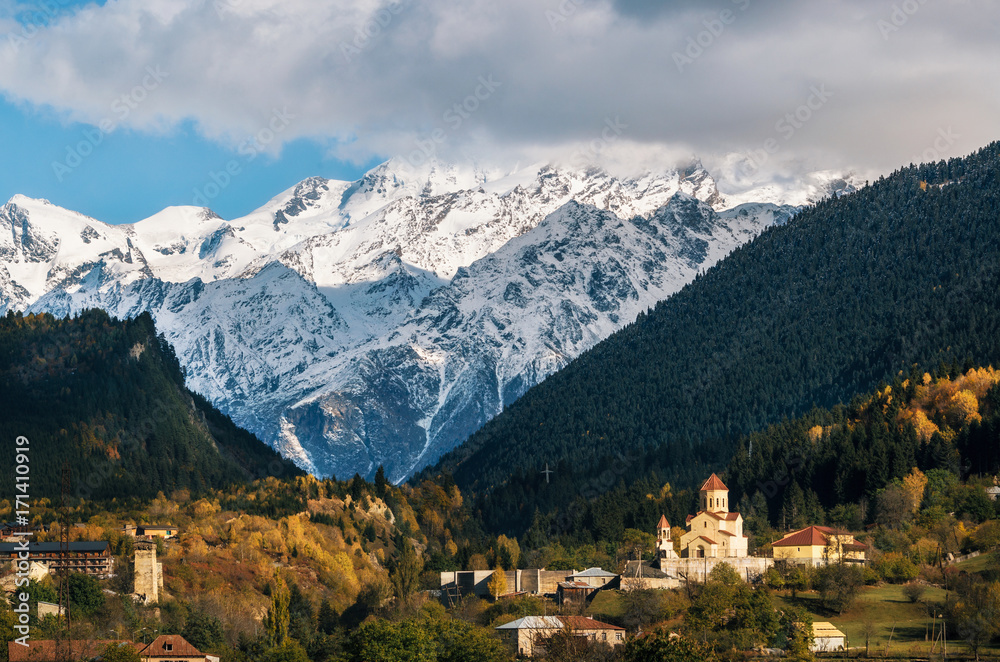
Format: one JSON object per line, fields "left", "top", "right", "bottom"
{"left": 660, "top": 557, "right": 772, "bottom": 584}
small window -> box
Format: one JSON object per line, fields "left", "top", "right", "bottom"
{"left": 164, "top": 644, "right": 173, "bottom": 652}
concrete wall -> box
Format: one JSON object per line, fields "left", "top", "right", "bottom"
{"left": 441, "top": 569, "right": 579, "bottom": 597}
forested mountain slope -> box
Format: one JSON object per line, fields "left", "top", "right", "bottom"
{"left": 0, "top": 310, "right": 301, "bottom": 499}
{"left": 433, "top": 142, "right": 1000, "bottom": 535}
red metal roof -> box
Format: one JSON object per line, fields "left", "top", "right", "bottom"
{"left": 772, "top": 525, "right": 860, "bottom": 548}
{"left": 657, "top": 514, "right": 670, "bottom": 529}
{"left": 699, "top": 473, "right": 728, "bottom": 491}
{"left": 140, "top": 635, "right": 204, "bottom": 658}
{"left": 8, "top": 640, "right": 135, "bottom": 662}
{"left": 696, "top": 535, "right": 717, "bottom": 545}
{"left": 560, "top": 616, "right": 625, "bottom": 631}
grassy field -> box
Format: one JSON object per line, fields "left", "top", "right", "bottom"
{"left": 952, "top": 552, "right": 995, "bottom": 574}
{"left": 774, "top": 584, "right": 1000, "bottom": 659}
{"left": 587, "top": 590, "right": 626, "bottom": 621}
{"left": 588, "top": 583, "right": 1000, "bottom": 658}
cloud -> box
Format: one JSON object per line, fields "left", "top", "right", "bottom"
{"left": 0, "top": 0, "right": 998, "bottom": 187}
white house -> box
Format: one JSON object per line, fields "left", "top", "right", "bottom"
{"left": 811, "top": 622, "right": 847, "bottom": 652}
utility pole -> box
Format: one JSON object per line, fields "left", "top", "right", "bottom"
{"left": 58, "top": 463, "right": 73, "bottom": 662}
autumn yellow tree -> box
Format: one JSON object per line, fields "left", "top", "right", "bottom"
{"left": 488, "top": 567, "right": 508, "bottom": 601}
{"left": 947, "top": 390, "right": 981, "bottom": 427}
{"left": 901, "top": 468, "right": 928, "bottom": 515}
{"left": 496, "top": 535, "right": 521, "bottom": 569}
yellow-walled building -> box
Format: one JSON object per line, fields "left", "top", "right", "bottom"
{"left": 771, "top": 526, "right": 866, "bottom": 566}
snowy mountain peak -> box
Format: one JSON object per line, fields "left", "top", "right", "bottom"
{"left": 1, "top": 154, "right": 825, "bottom": 481}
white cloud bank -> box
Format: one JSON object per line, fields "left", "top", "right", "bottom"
{"left": 1, "top": 0, "right": 999, "bottom": 188}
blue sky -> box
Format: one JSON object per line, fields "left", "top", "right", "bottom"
{"left": 0, "top": 1, "right": 374, "bottom": 224}
{"left": 0, "top": 96, "right": 373, "bottom": 224}
{"left": 1, "top": 0, "right": 998, "bottom": 224}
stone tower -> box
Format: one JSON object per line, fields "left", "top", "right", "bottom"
{"left": 655, "top": 514, "right": 678, "bottom": 562}
{"left": 699, "top": 473, "right": 729, "bottom": 513}
{"left": 134, "top": 540, "right": 163, "bottom": 605}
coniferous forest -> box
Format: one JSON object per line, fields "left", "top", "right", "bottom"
{"left": 428, "top": 142, "right": 1000, "bottom": 537}
{"left": 0, "top": 309, "right": 301, "bottom": 500}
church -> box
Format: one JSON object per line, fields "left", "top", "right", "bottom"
{"left": 658, "top": 473, "right": 749, "bottom": 561}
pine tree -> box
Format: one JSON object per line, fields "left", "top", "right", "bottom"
{"left": 317, "top": 599, "right": 337, "bottom": 635}
{"left": 374, "top": 465, "right": 388, "bottom": 498}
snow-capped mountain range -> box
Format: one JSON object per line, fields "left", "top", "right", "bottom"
{"left": 0, "top": 158, "right": 848, "bottom": 481}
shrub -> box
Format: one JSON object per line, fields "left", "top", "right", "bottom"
{"left": 875, "top": 553, "right": 920, "bottom": 584}
{"left": 902, "top": 582, "right": 926, "bottom": 603}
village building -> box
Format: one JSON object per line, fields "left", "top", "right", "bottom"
{"left": 771, "top": 526, "right": 867, "bottom": 566}
{"left": 36, "top": 601, "right": 64, "bottom": 619}
{"left": 810, "top": 622, "right": 848, "bottom": 652}
{"left": 8, "top": 639, "right": 135, "bottom": 662}
{"left": 8, "top": 636, "right": 210, "bottom": 662}
{"left": 556, "top": 581, "right": 598, "bottom": 607}
{"left": 567, "top": 567, "right": 617, "bottom": 587}
{"left": 0, "top": 541, "right": 114, "bottom": 578}
{"left": 495, "top": 616, "right": 625, "bottom": 657}
{"left": 678, "top": 474, "right": 749, "bottom": 558}
{"left": 139, "top": 635, "right": 208, "bottom": 662}
{"left": 139, "top": 525, "right": 178, "bottom": 539}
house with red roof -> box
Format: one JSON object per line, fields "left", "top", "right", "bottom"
{"left": 771, "top": 526, "right": 867, "bottom": 566}
{"left": 677, "top": 474, "right": 749, "bottom": 558}
{"left": 8, "top": 636, "right": 209, "bottom": 662}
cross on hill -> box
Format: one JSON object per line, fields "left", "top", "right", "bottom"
{"left": 541, "top": 464, "right": 554, "bottom": 484}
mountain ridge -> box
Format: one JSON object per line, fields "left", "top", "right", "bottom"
{"left": 1, "top": 157, "right": 849, "bottom": 481}
{"left": 427, "top": 141, "right": 1000, "bottom": 536}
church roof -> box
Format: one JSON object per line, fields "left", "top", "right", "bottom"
{"left": 657, "top": 514, "right": 670, "bottom": 529}
{"left": 687, "top": 511, "right": 740, "bottom": 523}
{"left": 700, "top": 473, "right": 729, "bottom": 491}
{"left": 696, "top": 536, "right": 718, "bottom": 545}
